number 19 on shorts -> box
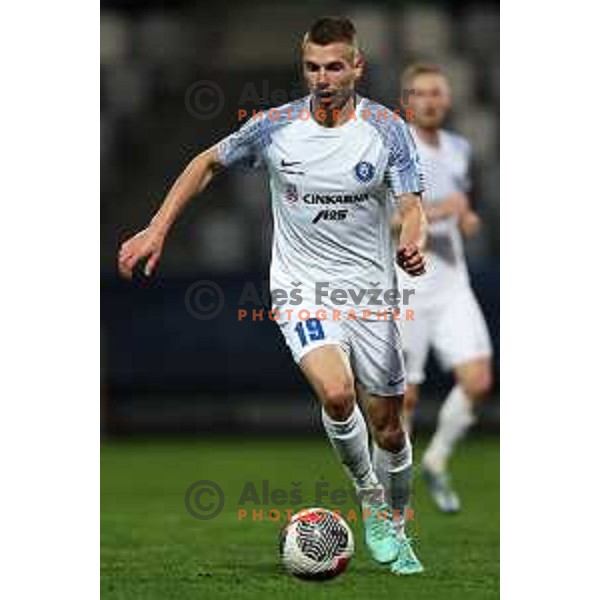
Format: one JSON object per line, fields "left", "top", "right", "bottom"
{"left": 294, "top": 318, "right": 325, "bottom": 347}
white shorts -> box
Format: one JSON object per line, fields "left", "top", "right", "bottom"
{"left": 277, "top": 308, "right": 406, "bottom": 396}
{"left": 401, "top": 286, "right": 493, "bottom": 385}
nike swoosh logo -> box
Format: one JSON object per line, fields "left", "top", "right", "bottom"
{"left": 281, "top": 159, "right": 302, "bottom": 167}
{"left": 387, "top": 376, "right": 405, "bottom": 386}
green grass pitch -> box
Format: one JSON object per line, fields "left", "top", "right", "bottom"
{"left": 101, "top": 435, "right": 499, "bottom": 599}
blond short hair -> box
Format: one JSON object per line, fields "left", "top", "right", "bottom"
{"left": 401, "top": 63, "right": 447, "bottom": 91}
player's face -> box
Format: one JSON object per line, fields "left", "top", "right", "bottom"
{"left": 302, "top": 42, "right": 362, "bottom": 111}
{"left": 406, "top": 73, "right": 451, "bottom": 130}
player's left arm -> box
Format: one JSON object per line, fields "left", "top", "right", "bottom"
{"left": 386, "top": 119, "right": 427, "bottom": 276}
{"left": 459, "top": 207, "right": 481, "bottom": 237}
{"left": 394, "top": 193, "right": 427, "bottom": 276}
{"left": 456, "top": 135, "right": 481, "bottom": 238}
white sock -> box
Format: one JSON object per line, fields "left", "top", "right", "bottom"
{"left": 373, "top": 434, "right": 413, "bottom": 536}
{"left": 423, "top": 385, "right": 475, "bottom": 474}
{"left": 321, "top": 405, "right": 383, "bottom": 503}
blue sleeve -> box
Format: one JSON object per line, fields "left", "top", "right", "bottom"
{"left": 215, "top": 117, "right": 265, "bottom": 169}
{"left": 385, "top": 121, "right": 424, "bottom": 195}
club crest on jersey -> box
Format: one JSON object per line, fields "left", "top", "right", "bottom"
{"left": 284, "top": 184, "right": 299, "bottom": 203}
{"left": 354, "top": 161, "right": 375, "bottom": 183}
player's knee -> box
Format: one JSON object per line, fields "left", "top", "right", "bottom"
{"left": 373, "top": 422, "right": 406, "bottom": 453}
{"left": 321, "top": 381, "right": 355, "bottom": 420}
{"left": 463, "top": 367, "right": 493, "bottom": 401}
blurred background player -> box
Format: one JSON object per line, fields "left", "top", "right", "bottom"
{"left": 117, "top": 17, "right": 428, "bottom": 574}
{"left": 398, "top": 64, "right": 493, "bottom": 513}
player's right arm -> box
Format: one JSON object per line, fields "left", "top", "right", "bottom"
{"left": 118, "top": 109, "right": 267, "bottom": 280}
{"left": 424, "top": 191, "right": 469, "bottom": 222}
{"left": 424, "top": 192, "right": 482, "bottom": 238}
{"left": 117, "top": 146, "right": 221, "bottom": 279}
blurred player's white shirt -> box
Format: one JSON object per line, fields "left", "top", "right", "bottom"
{"left": 400, "top": 127, "right": 473, "bottom": 305}
{"left": 216, "top": 95, "right": 423, "bottom": 310}
{"left": 399, "top": 127, "right": 492, "bottom": 383}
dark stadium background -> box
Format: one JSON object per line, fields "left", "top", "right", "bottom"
{"left": 100, "top": 0, "right": 499, "bottom": 436}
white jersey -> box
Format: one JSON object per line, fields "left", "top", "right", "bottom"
{"left": 402, "top": 127, "right": 473, "bottom": 305}
{"left": 216, "top": 95, "right": 423, "bottom": 311}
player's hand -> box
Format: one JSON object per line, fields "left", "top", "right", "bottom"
{"left": 459, "top": 210, "right": 481, "bottom": 238}
{"left": 397, "top": 243, "right": 426, "bottom": 276}
{"left": 118, "top": 226, "right": 165, "bottom": 280}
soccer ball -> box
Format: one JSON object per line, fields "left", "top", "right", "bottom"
{"left": 279, "top": 507, "right": 354, "bottom": 579}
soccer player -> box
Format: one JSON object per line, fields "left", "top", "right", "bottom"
{"left": 118, "top": 17, "right": 427, "bottom": 574}
{"left": 398, "top": 64, "right": 494, "bottom": 513}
